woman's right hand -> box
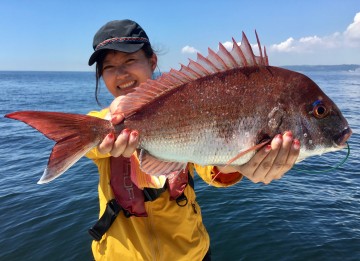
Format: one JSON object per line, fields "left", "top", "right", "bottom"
{"left": 97, "top": 110, "right": 139, "bottom": 158}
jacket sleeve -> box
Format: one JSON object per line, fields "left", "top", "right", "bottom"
{"left": 85, "top": 108, "right": 111, "bottom": 160}
{"left": 193, "top": 164, "right": 243, "bottom": 188}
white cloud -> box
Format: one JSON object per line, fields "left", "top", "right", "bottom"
{"left": 176, "top": 12, "right": 359, "bottom": 67}
{"left": 270, "top": 35, "right": 338, "bottom": 53}
{"left": 299, "top": 35, "right": 322, "bottom": 44}
{"left": 222, "top": 41, "right": 234, "bottom": 51}
{"left": 221, "top": 41, "right": 260, "bottom": 55}
{"left": 271, "top": 37, "right": 295, "bottom": 52}
{"left": 270, "top": 12, "right": 360, "bottom": 53}
{"left": 181, "top": 45, "right": 199, "bottom": 54}
{"left": 344, "top": 12, "right": 360, "bottom": 40}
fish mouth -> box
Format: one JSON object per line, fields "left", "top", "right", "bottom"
{"left": 334, "top": 127, "right": 352, "bottom": 147}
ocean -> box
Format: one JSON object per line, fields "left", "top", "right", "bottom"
{"left": 0, "top": 66, "right": 359, "bottom": 261}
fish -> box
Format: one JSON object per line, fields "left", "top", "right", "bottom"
{"left": 5, "top": 32, "right": 352, "bottom": 184}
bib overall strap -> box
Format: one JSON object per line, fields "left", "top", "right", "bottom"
{"left": 88, "top": 199, "right": 124, "bottom": 241}
{"left": 89, "top": 173, "right": 194, "bottom": 241}
{"left": 143, "top": 184, "right": 167, "bottom": 201}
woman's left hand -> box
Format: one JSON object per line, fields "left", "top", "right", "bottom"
{"left": 96, "top": 96, "right": 139, "bottom": 158}
{"left": 218, "top": 131, "right": 300, "bottom": 184}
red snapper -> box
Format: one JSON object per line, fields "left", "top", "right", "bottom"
{"left": 5, "top": 32, "right": 352, "bottom": 183}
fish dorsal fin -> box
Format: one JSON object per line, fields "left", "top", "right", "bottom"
{"left": 116, "top": 31, "right": 269, "bottom": 117}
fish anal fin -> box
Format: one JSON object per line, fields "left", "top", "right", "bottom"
{"left": 139, "top": 150, "right": 187, "bottom": 177}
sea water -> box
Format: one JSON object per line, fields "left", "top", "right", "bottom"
{"left": 0, "top": 66, "right": 359, "bottom": 260}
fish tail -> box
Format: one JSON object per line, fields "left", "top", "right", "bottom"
{"left": 5, "top": 111, "right": 113, "bottom": 184}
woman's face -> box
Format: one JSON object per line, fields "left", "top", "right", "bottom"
{"left": 101, "top": 50, "right": 157, "bottom": 97}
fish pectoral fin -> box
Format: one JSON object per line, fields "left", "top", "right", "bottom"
{"left": 226, "top": 139, "right": 271, "bottom": 166}
{"left": 139, "top": 150, "right": 187, "bottom": 177}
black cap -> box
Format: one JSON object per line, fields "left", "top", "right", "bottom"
{"left": 88, "top": 19, "right": 150, "bottom": 66}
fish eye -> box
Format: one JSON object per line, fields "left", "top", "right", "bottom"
{"left": 313, "top": 103, "right": 328, "bottom": 119}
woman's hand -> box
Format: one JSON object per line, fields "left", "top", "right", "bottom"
{"left": 97, "top": 97, "right": 139, "bottom": 158}
{"left": 218, "top": 131, "right": 300, "bottom": 184}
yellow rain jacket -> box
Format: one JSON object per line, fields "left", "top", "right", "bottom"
{"left": 86, "top": 109, "right": 243, "bottom": 261}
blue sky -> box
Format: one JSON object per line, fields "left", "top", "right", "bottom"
{"left": 1, "top": 0, "right": 359, "bottom": 71}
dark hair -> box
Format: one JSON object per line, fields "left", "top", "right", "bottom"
{"left": 94, "top": 44, "right": 155, "bottom": 106}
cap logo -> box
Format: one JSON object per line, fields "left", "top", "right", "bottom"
{"left": 95, "top": 37, "right": 149, "bottom": 51}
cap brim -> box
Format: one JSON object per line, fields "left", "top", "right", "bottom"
{"left": 88, "top": 42, "right": 145, "bottom": 66}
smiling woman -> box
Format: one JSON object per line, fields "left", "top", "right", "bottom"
{"left": 101, "top": 50, "right": 157, "bottom": 96}
{"left": 82, "top": 19, "right": 302, "bottom": 261}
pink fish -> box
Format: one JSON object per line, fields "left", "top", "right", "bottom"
{"left": 5, "top": 32, "right": 352, "bottom": 184}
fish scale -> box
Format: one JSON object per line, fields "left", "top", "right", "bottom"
{"left": 124, "top": 67, "right": 289, "bottom": 165}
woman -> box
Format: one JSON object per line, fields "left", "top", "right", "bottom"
{"left": 86, "top": 19, "right": 300, "bottom": 260}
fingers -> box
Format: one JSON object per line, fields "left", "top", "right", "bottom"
{"left": 119, "top": 130, "right": 139, "bottom": 158}
{"left": 111, "top": 113, "right": 125, "bottom": 125}
{"left": 263, "top": 132, "right": 298, "bottom": 184}
{"left": 97, "top": 129, "right": 139, "bottom": 158}
{"left": 236, "top": 145, "right": 272, "bottom": 183}
{"left": 285, "top": 139, "right": 300, "bottom": 172}
{"left": 254, "top": 134, "right": 284, "bottom": 184}
{"left": 98, "top": 133, "right": 115, "bottom": 155}
{"left": 110, "top": 129, "right": 131, "bottom": 157}
{"left": 277, "top": 132, "right": 300, "bottom": 174}
{"left": 238, "top": 131, "right": 300, "bottom": 185}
